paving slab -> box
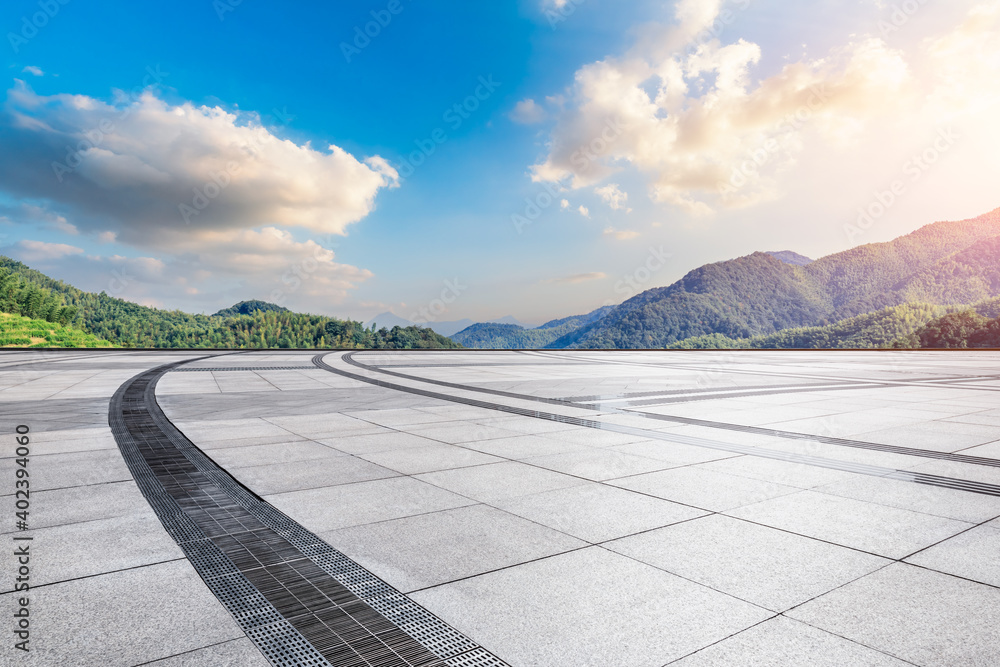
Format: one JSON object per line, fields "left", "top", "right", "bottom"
{"left": 266, "top": 475, "right": 475, "bottom": 533}
{"left": 414, "top": 461, "right": 588, "bottom": 502}
{"left": 726, "top": 490, "right": 972, "bottom": 559}
{"left": 522, "top": 448, "right": 676, "bottom": 481}
{"left": 142, "top": 638, "right": 270, "bottom": 666}
{"left": 494, "top": 482, "right": 707, "bottom": 543}
{"left": 356, "top": 443, "right": 504, "bottom": 475}
{"left": 605, "top": 514, "right": 889, "bottom": 611}
{"left": 229, "top": 453, "right": 399, "bottom": 495}
{"left": 788, "top": 563, "right": 1000, "bottom": 667}
{"left": 411, "top": 546, "right": 773, "bottom": 667}
{"left": 904, "top": 524, "right": 1000, "bottom": 587}
{"left": 671, "top": 615, "right": 913, "bottom": 666}
{"left": 320, "top": 504, "right": 587, "bottom": 592}
{"left": 610, "top": 465, "right": 803, "bottom": 512}
{"left": 0, "top": 559, "right": 245, "bottom": 666}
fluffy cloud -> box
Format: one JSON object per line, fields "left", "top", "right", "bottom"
{"left": 0, "top": 85, "right": 396, "bottom": 312}
{"left": 595, "top": 183, "right": 631, "bottom": 211}
{"left": 21, "top": 66, "right": 43, "bottom": 76}
{"left": 1, "top": 203, "right": 78, "bottom": 235}
{"left": 510, "top": 98, "right": 547, "bottom": 124}
{"left": 8, "top": 239, "right": 83, "bottom": 262}
{"left": 1, "top": 227, "right": 372, "bottom": 313}
{"left": 0, "top": 85, "right": 398, "bottom": 250}
{"left": 528, "top": 0, "right": 1000, "bottom": 215}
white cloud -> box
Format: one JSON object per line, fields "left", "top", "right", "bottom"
{"left": 2, "top": 228, "right": 372, "bottom": 314}
{"left": 603, "top": 227, "right": 639, "bottom": 240}
{"left": 0, "top": 85, "right": 398, "bottom": 250}
{"left": 510, "top": 98, "right": 547, "bottom": 124}
{"left": 528, "top": 0, "right": 947, "bottom": 215}
{"left": 594, "top": 183, "right": 631, "bottom": 211}
{"left": 3, "top": 203, "right": 80, "bottom": 235}
{"left": 21, "top": 66, "right": 43, "bottom": 76}
{"left": 10, "top": 240, "right": 83, "bottom": 262}
{"left": 0, "top": 85, "right": 396, "bottom": 311}
{"left": 923, "top": 2, "right": 1000, "bottom": 117}
{"left": 560, "top": 198, "right": 570, "bottom": 209}
{"left": 578, "top": 205, "right": 590, "bottom": 217}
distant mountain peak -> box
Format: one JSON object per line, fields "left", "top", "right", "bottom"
{"left": 213, "top": 300, "right": 289, "bottom": 317}
{"left": 765, "top": 250, "right": 814, "bottom": 266}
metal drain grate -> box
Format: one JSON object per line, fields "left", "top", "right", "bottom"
{"left": 109, "top": 359, "right": 508, "bottom": 667}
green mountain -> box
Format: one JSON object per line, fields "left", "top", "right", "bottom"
{"left": 561, "top": 207, "right": 1000, "bottom": 349}
{"left": 894, "top": 298, "right": 1000, "bottom": 348}
{"left": 214, "top": 300, "right": 290, "bottom": 317}
{"left": 765, "top": 250, "right": 814, "bottom": 266}
{"left": 0, "top": 257, "right": 461, "bottom": 349}
{"left": 667, "top": 303, "right": 947, "bottom": 349}
{"left": 451, "top": 306, "right": 613, "bottom": 349}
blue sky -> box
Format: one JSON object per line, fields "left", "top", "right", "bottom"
{"left": 1, "top": 0, "right": 998, "bottom": 324}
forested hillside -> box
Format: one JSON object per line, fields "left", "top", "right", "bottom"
{"left": 0, "top": 257, "right": 461, "bottom": 349}
{"left": 0, "top": 266, "right": 79, "bottom": 325}
{"left": 452, "top": 306, "right": 612, "bottom": 349}
{"left": 566, "top": 207, "right": 1000, "bottom": 348}
{"left": 896, "top": 309, "right": 1000, "bottom": 348}
{"left": 667, "top": 303, "right": 947, "bottom": 349}
{"left": 214, "top": 300, "right": 290, "bottom": 317}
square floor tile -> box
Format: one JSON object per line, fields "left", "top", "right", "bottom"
{"left": 606, "top": 514, "right": 888, "bottom": 611}
{"left": 411, "top": 546, "right": 772, "bottom": 667}
{"left": 495, "top": 482, "right": 706, "bottom": 543}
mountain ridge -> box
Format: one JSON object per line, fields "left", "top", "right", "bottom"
{"left": 563, "top": 207, "right": 1000, "bottom": 349}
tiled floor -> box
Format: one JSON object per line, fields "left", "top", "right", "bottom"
{"left": 3, "top": 349, "right": 1000, "bottom": 665}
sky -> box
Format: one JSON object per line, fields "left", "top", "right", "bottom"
{"left": 1, "top": 0, "right": 998, "bottom": 325}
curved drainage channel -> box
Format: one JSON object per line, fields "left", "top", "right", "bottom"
{"left": 109, "top": 358, "right": 508, "bottom": 667}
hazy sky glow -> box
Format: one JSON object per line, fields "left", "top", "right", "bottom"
{"left": 1, "top": 0, "right": 998, "bottom": 323}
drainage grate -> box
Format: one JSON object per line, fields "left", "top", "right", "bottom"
{"left": 109, "top": 358, "right": 508, "bottom": 667}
